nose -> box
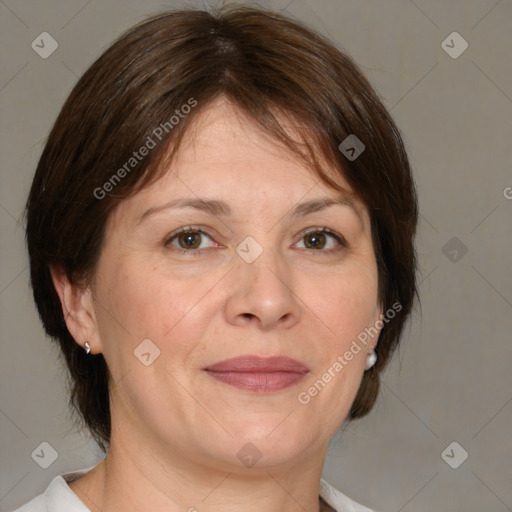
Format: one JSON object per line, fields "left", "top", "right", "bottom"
{"left": 224, "top": 246, "right": 301, "bottom": 331}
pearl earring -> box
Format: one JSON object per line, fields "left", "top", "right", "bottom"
{"left": 84, "top": 341, "right": 91, "bottom": 354}
{"left": 364, "top": 349, "right": 377, "bottom": 370}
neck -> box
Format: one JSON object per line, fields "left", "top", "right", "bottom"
{"left": 69, "top": 431, "right": 329, "bottom": 512}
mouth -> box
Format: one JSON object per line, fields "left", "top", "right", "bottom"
{"left": 203, "top": 355, "right": 310, "bottom": 393}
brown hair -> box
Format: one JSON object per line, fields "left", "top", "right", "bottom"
{"left": 25, "top": 4, "right": 418, "bottom": 452}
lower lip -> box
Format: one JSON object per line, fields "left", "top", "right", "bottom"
{"left": 204, "top": 370, "right": 308, "bottom": 392}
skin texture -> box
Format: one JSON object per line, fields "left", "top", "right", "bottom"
{"left": 51, "top": 98, "right": 383, "bottom": 512}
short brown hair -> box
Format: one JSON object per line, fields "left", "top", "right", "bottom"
{"left": 25, "top": 4, "right": 418, "bottom": 452}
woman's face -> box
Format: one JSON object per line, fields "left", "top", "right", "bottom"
{"left": 83, "top": 98, "right": 382, "bottom": 471}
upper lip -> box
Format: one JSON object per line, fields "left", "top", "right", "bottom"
{"left": 204, "top": 355, "right": 309, "bottom": 373}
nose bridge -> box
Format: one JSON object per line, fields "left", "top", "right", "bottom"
{"left": 226, "top": 236, "right": 299, "bottom": 329}
{"left": 245, "top": 245, "right": 287, "bottom": 295}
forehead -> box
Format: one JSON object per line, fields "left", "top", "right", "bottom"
{"left": 174, "top": 99, "right": 310, "bottom": 172}
{"left": 166, "top": 98, "right": 353, "bottom": 192}
{"left": 108, "top": 97, "right": 367, "bottom": 227}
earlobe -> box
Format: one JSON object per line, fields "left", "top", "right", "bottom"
{"left": 49, "top": 265, "right": 101, "bottom": 354}
{"left": 368, "top": 303, "right": 384, "bottom": 370}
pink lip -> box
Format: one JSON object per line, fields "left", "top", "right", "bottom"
{"left": 204, "top": 356, "right": 309, "bottom": 393}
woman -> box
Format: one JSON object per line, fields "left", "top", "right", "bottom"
{"left": 18, "top": 4, "right": 418, "bottom": 511}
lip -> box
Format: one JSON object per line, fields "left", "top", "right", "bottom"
{"left": 205, "top": 355, "right": 309, "bottom": 373}
{"left": 204, "top": 356, "right": 310, "bottom": 393}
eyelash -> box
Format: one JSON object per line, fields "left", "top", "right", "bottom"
{"left": 164, "top": 225, "right": 348, "bottom": 256}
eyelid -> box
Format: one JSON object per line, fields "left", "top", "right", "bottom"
{"left": 164, "top": 225, "right": 222, "bottom": 253}
{"left": 293, "top": 226, "right": 348, "bottom": 251}
{"left": 165, "top": 225, "right": 210, "bottom": 242}
{"left": 164, "top": 225, "right": 348, "bottom": 255}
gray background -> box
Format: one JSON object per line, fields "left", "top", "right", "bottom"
{"left": 1, "top": 0, "right": 511, "bottom": 510}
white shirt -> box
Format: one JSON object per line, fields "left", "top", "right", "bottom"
{"left": 10, "top": 466, "right": 377, "bottom": 512}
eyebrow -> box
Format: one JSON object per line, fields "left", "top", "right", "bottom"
{"left": 137, "top": 196, "right": 364, "bottom": 226}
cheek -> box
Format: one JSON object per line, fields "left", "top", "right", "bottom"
{"left": 94, "top": 260, "right": 219, "bottom": 362}
{"left": 296, "top": 267, "right": 378, "bottom": 421}
{"left": 304, "top": 262, "right": 379, "bottom": 348}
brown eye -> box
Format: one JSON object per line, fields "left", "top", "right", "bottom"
{"left": 177, "top": 231, "right": 202, "bottom": 249}
{"left": 295, "top": 228, "right": 346, "bottom": 252}
{"left": 304, "top": 232, "right": 327, "bottom": 249}
{"left": 165, "top": 227, "right": 217, "bottom": 252}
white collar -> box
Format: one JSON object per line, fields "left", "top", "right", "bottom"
{"left": 34, "top": 466, "right": 376, "bottom": 512}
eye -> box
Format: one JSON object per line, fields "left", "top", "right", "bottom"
{"left": 294, "top": 228, "right": 347, "bottom": 252}
{"left": 165, "top": 226, "right": 218, "bottom": 253}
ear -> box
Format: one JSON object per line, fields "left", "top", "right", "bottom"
{"left": 50, "top": 265, "right": 102, "bottom": 354}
